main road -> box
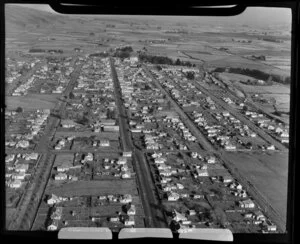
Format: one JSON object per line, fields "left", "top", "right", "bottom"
{"left": 109, "top": 57, "right": 167, "bottom": 228}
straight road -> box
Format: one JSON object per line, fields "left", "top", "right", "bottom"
{"left": 110, "top": 58, "right": 167, "bottom": 228}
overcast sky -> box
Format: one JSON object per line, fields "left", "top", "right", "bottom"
{"left": 13, "top": 4, "right": 291, "bottom": 27}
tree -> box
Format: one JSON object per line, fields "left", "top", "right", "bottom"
{"left": 69, "top": 92, "right": 75, "bottom": 99}
{"left": 186, "top": 71, "right": 195, "bottom": 80}
{"left": 16, "top": 107, "right": 23, "bottom": 113}
{"left": 175, "top": 58, "right": 181, "bottom": 66}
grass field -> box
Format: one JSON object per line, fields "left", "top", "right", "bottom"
{"left": 6, "top": 94, "right": 59, "bottom": 111}
{"left": 223, "top": 151, "right": 288, "bottom": 225}
{"left": 46, "top": 180, "right": 138, "bottom": 197}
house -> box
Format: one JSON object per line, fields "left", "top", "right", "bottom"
{"left": 195, "top": 169, "right": 209, "bottom": 177}
{"left": 225, "top": 144, "right": 236, "bottom": 150}
{"left": 9, "top": 180, "right": 22, "bottom": 188}
{"left": 5, "top": 154, "right": 15, "bottom": 163}
{"left": 127, "top": 204, "right": 136, "bottom": 215}
{"left": 109, "top": 216, "right": 119, "bottom": 222}
{"left": 51, "top": 206, "right": 63, "bottom": 220}
{"left": 172, "top": 210, "right": 187, "bottom": 222}
{"left": 47, "top": 219, "right": 59, "bottom": 231}
{"left": 99, "top": 140, "right": 110, "bottom": 147}
{"left": 154, "top": 157, "right": 166, "bottom": 164}
{"left": 221, "top": 175, "right": 233, "bottom": 183}
{"left": 15, "top": 164, "right": 29, "bottom": 173}
{"left": 57, "top": 163, "right": 71, "bottom": 172}
{"left": 239, "top": 199, "right": 255, "bottom": 208}
{"left": 55, "top": 173, "right": 68, "bottom": 181}
{"left": 103, "top": 125, "right": 119, "bottom": 132}
{"left": 24, "top": 152, "right": 39, "bottom": 161}
{"left": 124, "top": 216, "right": 135, "bottom": 226}
{"left": 119, "top": 194, "right": 132, "bottom": 204}
{"left": 121, "top": 171, "right": 131, "bottom": 179}
{"left": 123, "top": 151, "right": 132, "bottom": 157}
{"left": 254, "top": 210, "right": 266, "bottom": 221}
{"left": 12, "top": 172, "right": 26, "bottom": 180}
{"left": 206, "top": 156, "right": 216, "bottom": 164}
{"left": 280, "top": 131, "right": 289, "bottom": 138}
{"left": 267, "top": 145, "right": 275, "bottom": 150}
{"left": 176, "top": 183, "right": 184, "bottom": 190}
{"left": 16, "top": 140, "right": 29, "bottom": 148}
{"left": 167, "top": 191, "right": 180, "bottom": 201}
{"left": 61, "top": 119, "right": 79, "bottom": 128}
{"left": 117, "top": 157, "right": 127, "bottom": 165}
{"left": 187, "top": 210, "right": 196, "bottom": 216}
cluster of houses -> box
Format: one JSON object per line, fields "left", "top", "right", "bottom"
{"left": 46, "top": 193, "right": 136, "bottom": 230}
{"left": 5, "top": 109, "right": 50, "bottom": 150}
{"left": 37, "top": 57, "right": 74, "bottom": 94}
{"left": 245, "top": 110, "right": 289, "bottom": 144}
{"left": 65, "top": 57, "right": 119, "bottom": 133}
{"left": 5, "top": 152, "right": 39, "bottom": 188}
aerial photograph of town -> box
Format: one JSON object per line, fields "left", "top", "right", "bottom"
{"left": 4, "top": 4, "right": 291, "bottom": 235}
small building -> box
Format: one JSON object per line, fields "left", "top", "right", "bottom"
{"left": 9, "top": 180, "right": 22, "bottom": 188}
{"left": 172, "top": 210, "right": 187, "bottom": 222}
{"left": 221, "top": 175, "right": 233, "bottom": 183}
{"left": 47, "top": 219, "right": 59, "bottom": 231}
{"left": 239, "top": 199, "right": 255, "bottom": 208}
{"left": 12, "top": 172, "right": 26, "bottom": 180}
{"left": 124, "top": 216, "right": 135, "bottom": 226}
{"left": 127, "top": 204, "right": 136, "bottom": 215}
{"left": 99, "top": 140, "right": 110, "bottom": 147}
{"left": 167, "top": 191, "right": 180, "bottom": 201}
{"left": 15, "top": 164, "right": 29, "bottom": 173}
{"left": 103, "top": 125, "right": 119, "bottom": 132}
{"left": 119, "top": 194, "right": 132, "bottom": 204}
{"left": 55, "top": 173, "right": 68, "bottom": 181}
{"left": 61, "top": 119, "right": 79, "bottom": 128}
{"left": 51, "top": 206, "right": 63, "bottom": 220}
{"left": 123, "top": 151, "right": 132, "bottom": 157}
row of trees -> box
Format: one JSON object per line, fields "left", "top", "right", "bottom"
{"left": 139, "top": 54, "right": 196, "bottom": 67}
{"left": 214, "top": 67, "right": 290, "bottom": 84}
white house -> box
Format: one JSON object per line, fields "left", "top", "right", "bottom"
{"left": 15, "top": 164, "right": 29, "bottom": 173}
{"left": 124, "top": 216, "right": 135, "bottom": 226}
{"left": 9, "top": 180, "right": 22, "bottom": 188}
{"left": 47, "top": 219, "right": 59, "bottom": 231}
{"left": 167, "top": 191, "right": 180, "bottom": 201}
{"left": 127, "top": 205, "right": 136, "bottom": 215}
{"left": 239, "top": 199, "right": 255, "bottom": 208}
{"left": 55, "top": 173, "right": 68, "bottom": 181}
{"left": 100, "top": 140, "right": 110, "bottom": 147}
{"left": 119, "top": 194, "right": 132, "bottom": 204}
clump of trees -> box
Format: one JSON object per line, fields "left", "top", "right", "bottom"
{"left": 113, "top": 46, "right": 133, "bottom": 59}
{"left": 185, "top": 71, "right": 195, "bottom": 80}
{"left": 138, "top": 54, "right": 196, "bottom": 67}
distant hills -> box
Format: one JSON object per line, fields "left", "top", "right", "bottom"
{"left": 5, "top": 5, "right": 78, "bottom": 33}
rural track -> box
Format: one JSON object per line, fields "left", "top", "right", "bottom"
{"left": 110, "top": 57, "right": 168, "bottom": 228}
